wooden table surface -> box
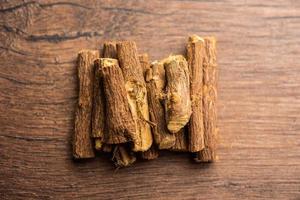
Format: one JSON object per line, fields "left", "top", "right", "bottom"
{"left": 1, "top": 0, "right": 299, "bottom": 199}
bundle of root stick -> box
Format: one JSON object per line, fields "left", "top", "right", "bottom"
{"left": 73, "top": 35, "right": 218, "bottom": 168}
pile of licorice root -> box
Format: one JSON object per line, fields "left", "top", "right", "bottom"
{"left": 73, "top": 35, "right": 218, "bottom": 167}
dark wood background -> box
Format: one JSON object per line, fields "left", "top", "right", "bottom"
{"left": 0, "top": 0, "right": 299, "bottom": 199}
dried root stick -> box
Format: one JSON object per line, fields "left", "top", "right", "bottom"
{"left": 186, "top": 35, "right": 205, "bottom": 152}
{"left": 145, "top": 60, "right": 175, "bottom": 149}
{"left": 98, "top": 58, "right": 136, "bottom": 144}
{"left": 138, "top": 54, "right": 160, "bottom": 159}
{"left": 194, "top": 37, "right": 218, "bottom": 162}
{"left": 92, "top": 54, "right": 105, "bottom": 150}
{"left": 73, "top": 50, "right": 99, "bottom": 159}
{"left": 164, "top": 55, "right": 192, "bottom": 133}
{"left": 117, "top": 41, "right": 153, "bottom": 152}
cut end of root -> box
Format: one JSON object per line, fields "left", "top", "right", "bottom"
{"left": 164, "top": 55, "right": 186, "bottom": 66}
{"left": 188, "top": 35, "right": 204, "bottom": 43}
{"left": 132, "top": 141, "right": 153, "bottom": 152}
{"left": 194, "top": 148, "right": 216, "bottom": 163}
{"left": 73, "top": 150, "right": 95, "bottom": 160}
{"left": 112, "top": 145, "right": 136, "bottom": 167}
{"left": 100, "top": 58, "right": 118, "bottom": 68}
{"left": 94, "top": 138, "right": 102, "bottom": 150}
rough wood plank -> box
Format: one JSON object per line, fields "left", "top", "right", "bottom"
{"left": 0, "top": 0, "right": 300, "bottom": 199}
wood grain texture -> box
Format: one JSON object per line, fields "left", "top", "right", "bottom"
{"left": 195, "top": 37, "right": 218, "bottom": 162}
{"left": 117, "top": 41, "right": 153, "bottom": 152}
{"left": 91, "top": 51, "right": 105, "bottom": 146}
{"left": 187, "top": 36, "right": 205, "bottom": 152}
{"left": 0, "top": 0, "right": 299, "bottom": 199}
{"left": 138, "top": 54, "right": 161, "bottom": 158}
{"left": 98, "top": 58, "right": 135, "bottom": 144}
{"left": 73, "top": 50, "right": 99, "bottom": 159}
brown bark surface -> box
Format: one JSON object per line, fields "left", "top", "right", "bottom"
{"left": 98, "top": 58, "right": 136, "bottom": 144}
{"left": 117, "top": 41, "right": 152, "bottom": 152}
{"left": 138, "top": 54, "right": 149, "bottom": 71}
{"left": 170, "top": 128, "right": 189, "bottom": 152}
{"left": 73, "top": 50, "right": 99, "bottom": 159}
{"left": 145, "top": 61, "right": 176, "bottom": 149}
{"left": 91, "top": 41, "right": 118, "bottom": 148}
{"left": 102, "top": 41, "right": 117, "bottom": 59}
{"left": 186, "top": 35, "right": 205, "bottom": 152}
{"left": 101, "top": 41, "right": 125, "bottom": 154}
{"left": 195, "top": 37, "right": 218, "bottom": 162}
{"left": 2, "top": 1, "right": 300, "bottom": 199}
{"left": 138, "top": 54, "right": 158, "bottom": 158}
{"left": 140, "top": 145, "right": 159, "bottom": 160}
{"left": 91, "top": 53, "right": 105, "bottom": 150}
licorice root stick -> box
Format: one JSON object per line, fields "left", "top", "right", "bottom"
{"left": 186, "top": 35, "right": 205, "bottom": 152}
{"left": 73, "top": 50, "right": 99, "bottom": 159}
{"left": 98, "top": 58, "right": 136, "bottom": 144}
{"left": 117, "top": 41, "right": 153, "bottom": 152}
{"left": 92, "top": 54, "right": 105, "bottom": 150}
{"left": 103, "top": 41, "right": 117, "bottom": 59}
{"left": 164, "top": 55, "right": 192, "bottom": 133}
{"left": 195, "top": 37, "right": 218, "bottom": 162}
{"left": 138, "top": 54, "right": 160, "bottom": 159}
{"left": 144, "top": 61, "right": 175, "bottom": 149}
{"left": 100, "top": 42, "right": 121, "bottom": 154}
{"left": 92, "top": 42, "right": 118, "bottom": 149}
